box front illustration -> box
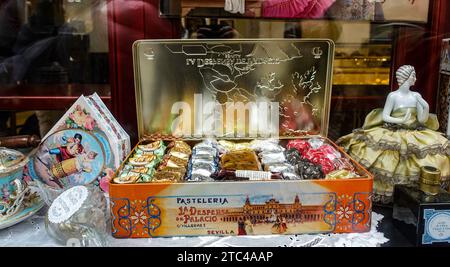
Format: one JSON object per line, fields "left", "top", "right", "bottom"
{"left": 111, "top": 179, "right": 372, "bottom": 238}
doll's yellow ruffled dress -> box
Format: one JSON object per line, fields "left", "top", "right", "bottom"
{"left": 337, "top": 107, "right": 450, "bottom": 203}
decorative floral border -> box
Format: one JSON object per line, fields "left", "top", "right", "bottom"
{"left": 321, "top": 192, "right": 372, "bottom": 232}
{"left": 111, "top": 197, "right": 162, "bottom": 238}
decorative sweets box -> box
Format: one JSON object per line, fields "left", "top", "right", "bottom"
{"left": 26, "top": 93, "right": 130, "bottom": 191}
{"left": 109, "top": 39, "right": 374, "bottom": 238}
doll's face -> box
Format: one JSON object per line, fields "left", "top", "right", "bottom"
{"left": 408, "top": 71, "right": 417, "bottom": 86}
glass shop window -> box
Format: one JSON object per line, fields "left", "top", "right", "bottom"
{"left": 179, "top": 19, "right": 394, "bottom": 140}
{"left": 0, "top": 0, "right": 109, "bottom": 138}
{"left": 160, "top": 0, "right": 430, "bottom": 141}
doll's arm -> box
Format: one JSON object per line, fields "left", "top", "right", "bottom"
{"left": 383, "top": 93, "right": 410, "bottom": 124}
{"left": 414, "top": 92, "right": 429, "bottom": 123}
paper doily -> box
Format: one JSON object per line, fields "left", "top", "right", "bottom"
{"left": 0, "top": 210, "right": 388, "bottom": 247}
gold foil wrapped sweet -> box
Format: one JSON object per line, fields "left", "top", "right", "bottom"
{"left": 157, "top": 165, "right": 187, "bottom": 174}
{"left": 325, "top": 169, "right": 356, "bottom": 180}
{"left": 152, "top": 171, "right": 183, "bottom": 182}
{"left": 218, "top": 140, "right": 252, "bottom": 152}
{"left": 168, "top": 150, "right": 190, "bottom": 160}
{"left": 162, "top": 155, "right": 189, "bottom": 168}
{"left": 221, "top": 149, "right": 261, "bottom": 171}
{"left": 167, "top": 140, "right": 192, "bottom": 154}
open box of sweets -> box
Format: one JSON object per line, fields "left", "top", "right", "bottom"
{"left": 109, "top": 39, "right": 373, "bottom": 238}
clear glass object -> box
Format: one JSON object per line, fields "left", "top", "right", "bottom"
{"left": 45, "top": 185, "right": 108, "bottom": 247}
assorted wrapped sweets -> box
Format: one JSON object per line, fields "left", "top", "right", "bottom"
{"left": 113, "top": 138, "right": 359, "bottom": 184}
{"left": 113, "top": 140, "right": 192, "bottom": 184}
{"left": 286, "top": 138, "right": 358, "bottom": 180}
{"left": 251, "top": 139, "right": 300, "bottom": 180}
{"left": 154, "top": 141, "right": 192, "bottom": 182}
{"left": 113, "top": 140, "right": 166, "bottom": 184}
{"left": 186, "top": 139, "right": 219, "bottom": 182}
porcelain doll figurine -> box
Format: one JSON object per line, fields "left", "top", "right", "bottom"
{"left": 337, "top": 65, "right": 450, "bottom": 203}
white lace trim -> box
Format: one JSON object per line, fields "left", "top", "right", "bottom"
{"left": 0, "top": 212, "right": 389, "bottom": 247}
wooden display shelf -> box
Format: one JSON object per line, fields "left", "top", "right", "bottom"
{"left": 0, "top": 84, "right": 111, "bottom": 110}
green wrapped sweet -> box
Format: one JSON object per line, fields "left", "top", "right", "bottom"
{"left": 137, "top": 172, "right": 154, "bottom": 183}
{"left": 137, "top": 140, "right": 166, "bottom": 158}
{"left": 114, "top": 172, "right": 140, "bottom": 184}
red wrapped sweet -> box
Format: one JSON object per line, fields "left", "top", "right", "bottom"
{"left": 303, "top": 149, "right": 321, "bottom": 163}
{"left": 286, "top": 140, "right": 311, "bottom": 155}
{"left": 333, "top": 157, "right": 355, "bottom": 172}
{"left": 318, "top": 144, "right": 341, "bottom": 161}
{"left": 319, "top": 158, "right": 335, "bottom": 174}
{"left": 304, "top": 149, "right": 335, "bottom": 174}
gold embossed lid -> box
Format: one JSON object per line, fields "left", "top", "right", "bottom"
{"left": 0, "top": 147, "right": 28, "bottom": 174}
{"left": 133, "top": 39, "right": 334, "bottom": 140}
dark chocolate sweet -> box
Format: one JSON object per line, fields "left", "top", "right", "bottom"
{"left": 295, "top": 158, "right": 324, "bottom": 180}
{"left": 284, "top": 148, "right": 302, "bottom": 165}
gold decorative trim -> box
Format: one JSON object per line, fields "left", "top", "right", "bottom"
{"left": 337, "top": 130, "right": 450, "bottom": 160}
{"left": 347, "top": 152, "right": 450, "bottom": 185}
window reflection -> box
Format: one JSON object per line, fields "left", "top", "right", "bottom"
{"left": 161, "top": 0, "right": 429, "bottom": 22}
{"left": 0, "top": 0, "right": 109, "bottom": 138}
{"left": 0, "top": 0, "right": 108, "bottom": 85}
{"left": 181, "top": 17, "right": 392, "bottom": 140}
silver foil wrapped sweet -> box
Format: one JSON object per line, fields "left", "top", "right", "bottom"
{"left": 186, "top": 140, "right": 219, "bottom": 182}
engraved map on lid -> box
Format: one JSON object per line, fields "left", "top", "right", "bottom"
{"left": 133, "top": 39, "right": 334, "bottom": 139}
